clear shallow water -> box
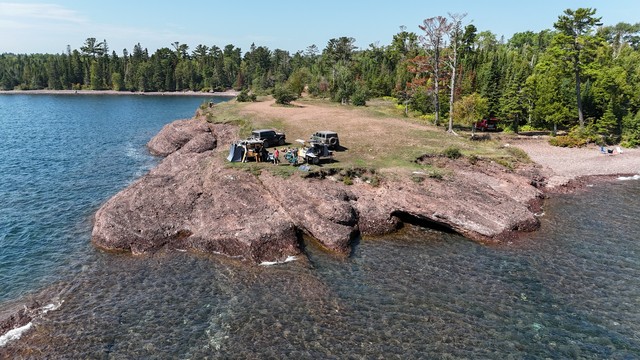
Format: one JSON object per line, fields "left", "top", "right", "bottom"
{"left": 1, "top": 96, "right": 640, "bottom": 358}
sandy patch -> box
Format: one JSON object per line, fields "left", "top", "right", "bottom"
{"left": 510, "top": 138, "right": 639, "bottom": 187}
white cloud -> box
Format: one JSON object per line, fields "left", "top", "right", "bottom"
{"left": 0, "top": 2, "right": 86, "bottom": 24}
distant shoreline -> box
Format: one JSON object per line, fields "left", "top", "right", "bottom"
{"left": 0, "top": 89, "right": 239, "bottom": 97}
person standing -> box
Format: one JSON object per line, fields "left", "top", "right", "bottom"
{"left": 273, "top": 148, "right": 280, "bottom": 164}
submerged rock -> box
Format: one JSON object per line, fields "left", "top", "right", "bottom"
{"left": 92, "top": 117, "right": 546, "bottom": 263}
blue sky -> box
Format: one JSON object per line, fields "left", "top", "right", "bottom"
{"left": 1, "top": 1, "right": 638, "bottom": 55}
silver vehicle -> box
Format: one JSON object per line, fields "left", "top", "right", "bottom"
{"left": 310, "top": 131, "right": 339, "bottom": 149}
{"left": 293, "top": 139, "right": 334, "bottom": 165}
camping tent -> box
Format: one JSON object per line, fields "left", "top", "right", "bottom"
{"left": 227, "top": 143, "right": 245, "bottom": 162}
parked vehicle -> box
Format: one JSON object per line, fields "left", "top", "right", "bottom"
{"left": 301, "top": 141, "right": 333, "bottom": 165}
{"left": 473, "top": 118, "right": 499, "bottom": 132}
{"left": 286, "top": 140, "right": 333, "bottom": 165}
{"left": 310, "top": 131, "right": 340, "bottom": 149}
{"left": 250, "top": 129, "right": 286, "bottom": 147}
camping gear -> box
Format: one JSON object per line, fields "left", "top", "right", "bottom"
{"left": 227, "top": 143, "right": 244, "bottom": 162}
{"left": 227, "top": 139, "right": 266, "bottom": 162}
{"left": 284, "top": 149, "right": 299, "bottom": 165}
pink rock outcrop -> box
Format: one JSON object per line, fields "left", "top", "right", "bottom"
{"left": 92, "top": 117, "right": 546, "bottom": 263}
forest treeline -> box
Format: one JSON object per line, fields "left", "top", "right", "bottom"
{"left": 2, "top": 8, "right": 640, "bottom": 146}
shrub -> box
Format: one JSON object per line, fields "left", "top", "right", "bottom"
{"left": 620, "top": 139, "right": 638, "bottom": 148}
{"left": 548, "top": 135, "right": 587, "bottom": 147}
{"left": 505, "top": 147, "right": 531, "bottom": 162}
{"left": 408, "top": 87, "right": 434, "bottom": 114}
{"left": 419, "top": 114, "right": 436, "bottom": 123}
{"left": 236, "top": 90, "right": 256, "bottom": 102}
{"left": 273, "top": 86, "right": 298, "bottom": 105}
{"left": 411, "top": 173, "right": 425, "bottom": 183}
{"left": 621, "top": 111, "right": 640, "bottom": 147}
{"left": 286, "top": 68, "right": 311, "bottom": 96}
{"left": 470, "top": 133, "right": 491, "bottom": 141}
{"left": 428, "top": 169, "right": 444, "bottom": 180}
{"left": 519, "top": 124, "right": 545, "bottom": 133}
{"left": 351, "top": 85, "right": 369, "bottom": 106}
{"left": 548, "top": 126, "right": 599, "bottom": 148}
{"left": 308, "top": 77, "right": 330, "bottom": 98}
{"left": 442, "top": 146, "right": 462, "bottom": 159}
{"left": 495, "top": 158, "right": 514, "bottom": 171}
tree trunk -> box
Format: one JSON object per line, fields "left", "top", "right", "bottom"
{"left": 434, "top": 47, "right": 440, "bottom": 126}
{"left": 448, "top": 58, "right": 456, "bottom": 133}
{"left": 575, "top": 70, "right": 584, "bottom": 129}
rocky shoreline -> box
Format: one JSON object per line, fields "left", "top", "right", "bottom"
{"left": 3, "top": 108, "right": 638, "bottom": 346}
{"left": 90, "top": 115, "right": 548, "bottom": 263}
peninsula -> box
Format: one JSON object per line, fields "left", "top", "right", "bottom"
{"left": 91, "top": 97, "right": 639, "bottom": 263}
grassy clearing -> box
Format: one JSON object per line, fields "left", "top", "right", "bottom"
{"left": 207, "top": 96, "right": 528, "bottom": 179}
{"left": 200, "top": 101, "right": 257, "bottom": 137}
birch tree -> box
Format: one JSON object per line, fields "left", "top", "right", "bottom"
{"left": 419, "top": 16, "right": 452, "bottom": 126}
{"left": 445, "top": 13, "right": 467, "bottom": 133}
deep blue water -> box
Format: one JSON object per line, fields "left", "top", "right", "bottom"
{"left": 0, "top": 94, "right": 225, "bottom": 303}
{"left": 1, "top": 95, "right": 640, "bottom": 358}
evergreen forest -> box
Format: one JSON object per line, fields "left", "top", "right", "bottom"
{"left": 2, "top": 8, "right": 640, "bottom": 146}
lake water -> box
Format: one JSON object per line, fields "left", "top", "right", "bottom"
{"left": 1, "top": 95, "right": 640, "bottom": 358}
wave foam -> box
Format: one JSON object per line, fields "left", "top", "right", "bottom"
{"left": 0, "top": 322, "right": 32, "bottom": 347}
{"left": 617, "top": 174, "right": 640, "bottom": 181}
{"left": 125, "top": 142, "right": 146, "bottom": 161}
{"left": 0, "top": 300, "right": 63, "bottom": 347}
{"left": 41, "top": 301, "right": 63, "bottom": 314}
{"left": 260, "top": 255, "right": 298, "bottom": 266}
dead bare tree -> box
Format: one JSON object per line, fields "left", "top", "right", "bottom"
{"left": 445, "top": 13, "right": 467, "bottom": 135}
{"left": 419, "top": 16, "right": 452, "bottom": 127}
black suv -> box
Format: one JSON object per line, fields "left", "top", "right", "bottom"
{"left": 310, "top": 131, "right": 339, "bottom": 149}
{"left": 250, "top": 129, "right": 286, "bottom": 147}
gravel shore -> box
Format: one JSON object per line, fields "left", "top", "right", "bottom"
{"left": 510, "top": 137, "right": 640, "bottom": 188}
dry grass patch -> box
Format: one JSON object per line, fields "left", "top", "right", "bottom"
{"left": 208, "top": 96, "right": 528, "bottom": 177}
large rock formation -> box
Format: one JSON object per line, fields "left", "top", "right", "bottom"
{"left": 92, "top": 117, "right": 546, "bottom": 263}
{"left": 350, "top": 160, "right": 542, "bottom": 242}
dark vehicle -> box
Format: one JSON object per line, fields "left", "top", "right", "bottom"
{"left": 473, "top": 118, "right": 499, "bottom": 132}
{"left": 310, "top": 131, "right": 340, "bottom": 149}
{"left": 250, "top": 129, "right": 286, "bottom": 147}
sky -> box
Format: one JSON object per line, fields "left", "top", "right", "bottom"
{"left": 1, "top": 0, "right": 639, "bottom": 55}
